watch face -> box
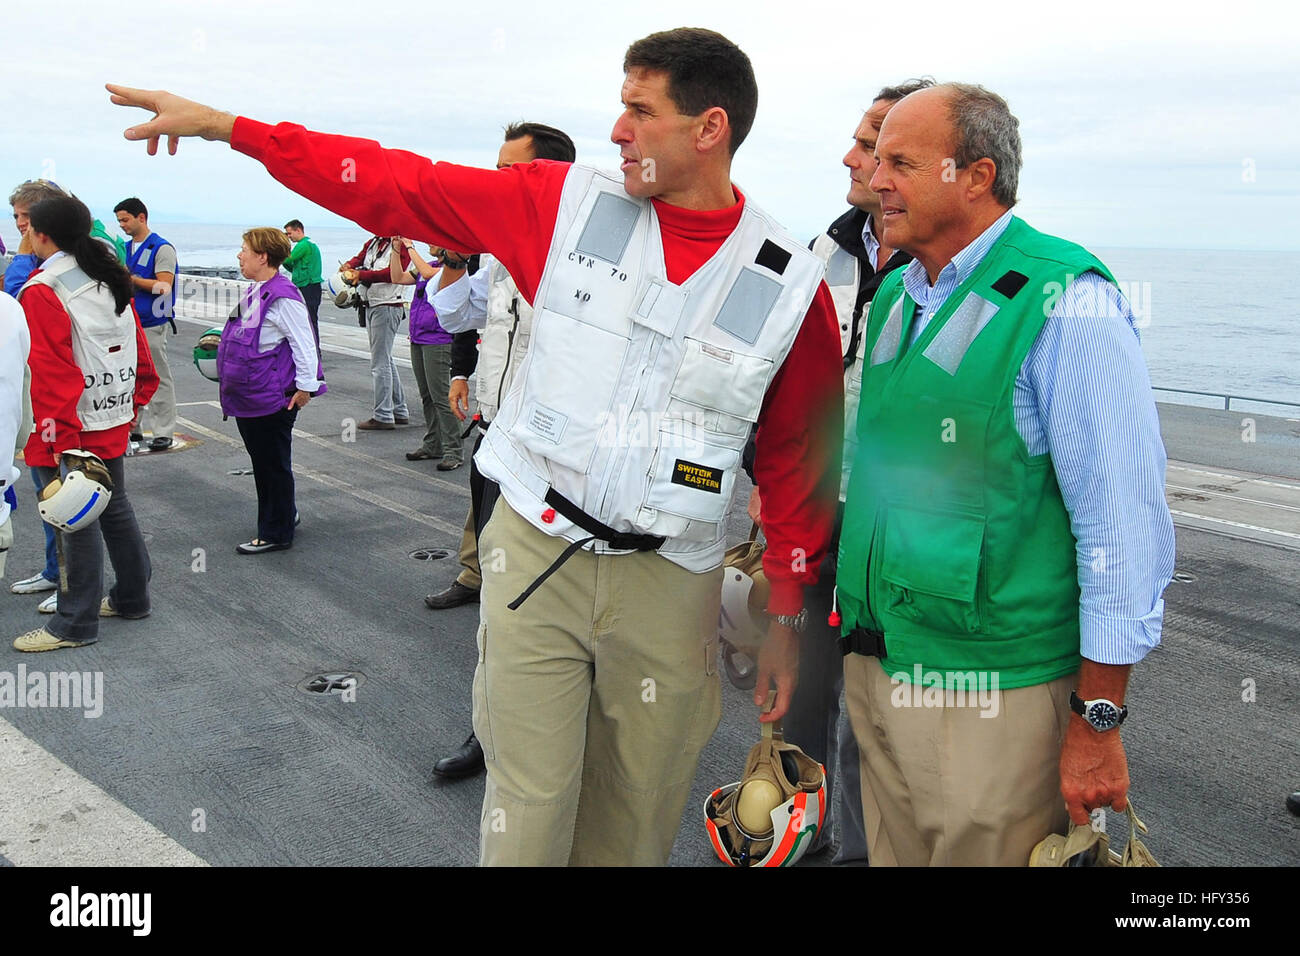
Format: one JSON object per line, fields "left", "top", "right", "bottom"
{"left": 1087, "top": 701, "right": 1120, "bottom": 730}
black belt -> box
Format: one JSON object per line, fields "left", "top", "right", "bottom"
{"left": 839, "top": 626, "right": 888, "bottom": 658}
{"left": 508, "top": 488, "right": 665, "bottom": 611}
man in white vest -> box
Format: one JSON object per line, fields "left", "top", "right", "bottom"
{"left": 342, "top": 235, "right": 411, "bottom": 429}
{"left": 109, "top": 26, "right": 845, "bottom": 866}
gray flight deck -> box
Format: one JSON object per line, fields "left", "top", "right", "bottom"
{"left": 0, "top": 284, "right": 1296, "bottom": 867}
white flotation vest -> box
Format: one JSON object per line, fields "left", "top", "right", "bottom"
{"left": 359, "top": 238, "right": 406, "bottom": 308}
{"left": 475, "top": 255, "right": 534, "bottom": 425}
{"left": 20, "top": 256, "right": 138, "bottom": 432}
{"left": 476, "top": 165, "right": 824, "bottom": 573}
{"left": 810, "top": 231, "right": 863, "bottom": 502}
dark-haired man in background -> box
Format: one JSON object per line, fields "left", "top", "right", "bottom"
{"left": 115, "top": 197, "right": 178, "bottom": 451}
{"left": 425, "top": 120, "right": 577, "bottom": 782}
{"left": 283, "top": 219, "right": 323, "bottom": 334}
{"left": 109, "top": 25, "right": 843, "bottom": 866}
{"left": 749, "top": 78, "right": 932, "bottom": 864}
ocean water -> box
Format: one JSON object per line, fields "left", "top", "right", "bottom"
{"left": 1098, "top": 247, "right": 1299, "bottom": 412}
{"left": 6, "top": 219, "right": 1296, "bottom": 412}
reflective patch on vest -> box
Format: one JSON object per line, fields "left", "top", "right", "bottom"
{"left": 825, "top": 246, "right": 857, "bottom": 288}
{"left": 713, "top": 268, "right": 780, "bottom": 345}
{"left": 574, "top": 192, "right": 640, "bottom": 265}
{"left": 53, "top": 267, "right": 94, "bottom": 298}
{"left": 870, "top": 297, "right": 905, "bottom": 366}
{"left": 525, "top": 403, "right": 569, "bottom": 444}
{"left": 671, "top": 459, "right": 723, "bottom": 494}
{"left": 922, "top": 293, "right": 999, "bottom": 375}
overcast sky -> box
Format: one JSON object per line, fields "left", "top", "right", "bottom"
{"left": 4, "top": 0, "right": 1297, "bottom": 251}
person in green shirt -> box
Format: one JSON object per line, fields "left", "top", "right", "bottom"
{"left": 282, "top": 219, "right": 323, "bottom": 334}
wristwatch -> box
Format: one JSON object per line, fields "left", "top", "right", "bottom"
{"left": 1070, "top": 691, "right": 1128, "bottom": 731}
{"left": 770, "top": 608, "right": 808, "bottom": 633}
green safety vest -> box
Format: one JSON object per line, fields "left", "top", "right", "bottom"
{"left": 837, "top": 217, "right": 1116, "bottom": 690}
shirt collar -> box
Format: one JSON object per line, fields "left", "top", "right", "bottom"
{"left": 902, "top": 209, "right": 1015, "bottom": 303}
{"left": 859, "top": 213, "right": 881, "bottom": 271}
{"left": 38, "top": 250, "right": 68, "bottom": 271}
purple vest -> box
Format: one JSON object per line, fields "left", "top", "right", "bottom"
{"left": 218, "top": 273, "right": 324, "bottom": 417}
{"left": 409, "top": 276, "right": 453, "bottom": 346}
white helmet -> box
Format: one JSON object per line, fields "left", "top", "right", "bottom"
{"left": 704, "top": 724, "right": 826, "bottom": 868}
{"left": 37, "top": 450, "right": 114, "bottom": 532}
{"left": 718, "top": 536, "right": 769, "bottom": 690}
{"left": 326, "top": 272, "right": 356, "bottom": 308}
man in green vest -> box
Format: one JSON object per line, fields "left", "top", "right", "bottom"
{"left": 283, "top": 219, "right": 323, "bottom": 334}
{"left": 837, "top": 83, "right": 1175, "bottom": 865}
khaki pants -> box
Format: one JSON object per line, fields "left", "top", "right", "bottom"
{"left": 473, "top": 501, "right": 722, "bottom": 866}
{"left": 455, "top": 505, "right": 482, "bottom": 590}
{"left": 844, "top": 654, "right": 1074, "bottom": 866}
{"left": 141, "top": 323, "right": 176, "bottom": 440}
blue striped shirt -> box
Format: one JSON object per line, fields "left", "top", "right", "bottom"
{"left": 901, "top": 211, "right": 1175, "bottom": 665}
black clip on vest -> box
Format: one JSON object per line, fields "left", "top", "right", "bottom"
{"left": 507, "top": 488, "right": 665, "bottom": 611}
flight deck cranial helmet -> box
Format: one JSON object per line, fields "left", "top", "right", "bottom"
{"left": 717, "top": 537, "right": 770, "bottom": 690}
{"left": 326, "top": 272, "right": 356, "bottom": 308}
{"left": 193, "top": 327, "right": 222, "bottom": 381}
{"left": 704, "top": 721, "right": 826, "bottom": 867}
{"left": 37, "top": 450, "right": 114, "bottom": 532}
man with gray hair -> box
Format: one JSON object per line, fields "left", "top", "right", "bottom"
{"left": 835, "top": 83, "right": 1174, "bottom": 865}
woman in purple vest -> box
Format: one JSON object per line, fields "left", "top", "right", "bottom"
{"left": 390, "top": 238, "right": 463, "bottom": 469}
{"left": 220, "top": 227, "right": 324, "bottom": 554}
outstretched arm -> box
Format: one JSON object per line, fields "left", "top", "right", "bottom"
{"left": 107, "top": 85, "right": 236, "bottom": 154}
{"left": 107, "top": 84, "right": 566, "bottom": 303}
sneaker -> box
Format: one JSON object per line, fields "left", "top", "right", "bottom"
{"left": 436, "top": 459, "right": 464, "bottom": 472}
{"left": 356, "top": 418, "right": 396, "bottom": 431}
{"left": 11, "top": 572, "right": 58, "bottom": 594}
{"left": 405, "top": 449, "right": 440, "bottom": 461}
{"left": 13, "top": 627, "right": 96, "bottom": 652}
{"left": 38, "top": 594, "right": 57, "bottom": 614}
{"left": 100, "top": 596, "right": 150, "bottom": 620}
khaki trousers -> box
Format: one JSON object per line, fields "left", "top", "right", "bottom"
{"left": 473, "top": 501, "right": 722, "bottom": 866}
{"left": 844, "top": 654, "right": 1074, "bottom": 866}
{"left": 141, "top": 323, "right": 176, "bottom": 440}
{"left": 455, "top": 505, "right": 482, "bottom": 590}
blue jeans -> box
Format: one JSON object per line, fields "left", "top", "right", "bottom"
{"left": 31, "top": 468, "right": 58, "bottom": 582}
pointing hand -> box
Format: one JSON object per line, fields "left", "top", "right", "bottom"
{"left": 106, "top": 84, "right": 236, "bottom": 155}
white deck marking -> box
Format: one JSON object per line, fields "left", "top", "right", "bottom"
{"left": 0, "top": 717, "right": 207, "bottom": 866}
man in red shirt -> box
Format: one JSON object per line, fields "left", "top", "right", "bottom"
{"left": 108, "top": 26, "right": 842, "bottom": 865}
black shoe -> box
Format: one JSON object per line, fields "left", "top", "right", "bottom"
{"left": 236, "top": 538, "right": 292, "bottom": 555}
{"left": 424, "top": 581, "right": 479, "bottom": 610}
{"left": 433, "top": 734, "right": 485, "bottom": 779}
{"left": 148, "top": 437, "right": 174, "bottom": 451}
{"left": 130, "top": 431, "right": 143, "bottom": 442}
{"left": 1288, "top": 791, "right": 1300, "bottom": 817}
